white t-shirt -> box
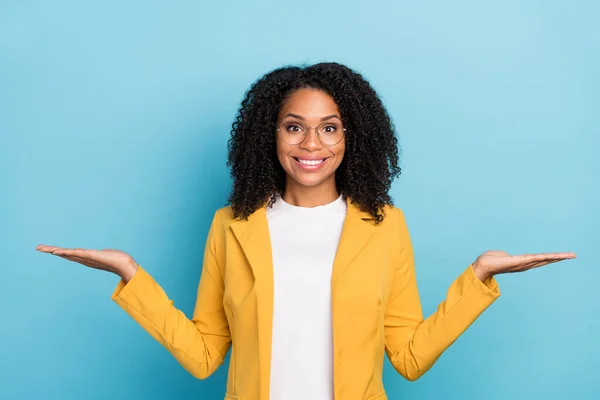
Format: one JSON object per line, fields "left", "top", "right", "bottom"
{"left": 266, "top": 194, "right": 347, "bottom": 400}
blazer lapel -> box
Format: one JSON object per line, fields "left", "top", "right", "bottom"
{"left": 331, "top": 197, "right": 377, "bottom": 289}
{"left": 230, "top": 207, "right": 274, "bottom": 400}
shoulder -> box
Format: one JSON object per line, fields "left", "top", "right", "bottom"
{"left": 214, "top": 204, "right": 235, "bottom": 220}
{"left": 376, "top": 204, "right": 410, "bottom": 242}
{"left": 382, "top": 204, "right": 412, "bottom": 249}
{"left": 374, "top": 204, "right": 406, "bottom": 228}
{"left": 204, "top": 206, "right": 235, "bottom": 248}
{"left": 210, "top": 205, "right": 236, "bottom": 230}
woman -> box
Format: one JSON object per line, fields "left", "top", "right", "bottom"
{"left": 36, "top": 62, "right": 575, "bottom": 400}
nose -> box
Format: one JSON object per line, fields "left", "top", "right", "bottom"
{"left": 298, "top": 127, "right": 323, "bottom": 150}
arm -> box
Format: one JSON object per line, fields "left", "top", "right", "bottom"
{"left": 111, "top": 210, "right": 231, "bottom": 379}
{"left": 384, "top": 209, "right": 500, "bottom": 381}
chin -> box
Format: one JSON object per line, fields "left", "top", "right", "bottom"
{"left": 289, "top": 172, "right": 334, "bottom": 188}
{"left": 297, "top": 178, "right": 329, "bottom": 188}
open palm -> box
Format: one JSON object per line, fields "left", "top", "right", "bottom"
{"left": 36, "top": 245, "right": 138, "bottom": 280}
{"left": 473, "top": 250, "right": 576, "bottom": 281}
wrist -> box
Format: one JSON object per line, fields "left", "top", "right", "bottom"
{"left": 118, "top": 259, "right": 139, "bottom": 282}
{"left": 472, "top": 261, "right": 493, "bottom": 282}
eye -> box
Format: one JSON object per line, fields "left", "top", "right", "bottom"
{"left": 285, "top": 123, "right": 304, "bottom": 133}
{"left": 321, "top": 125, "right": 337, "bottom": 133}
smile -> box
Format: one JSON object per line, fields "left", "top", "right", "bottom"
{"left": 292, "top": 157, "right": 329, "bottom": 170}
{"left": 295, "top": 158, "right": 325, "bottom": 165}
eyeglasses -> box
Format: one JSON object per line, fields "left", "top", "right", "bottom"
{"left": 277, "top": 121, "right": 346, "bottom": 146}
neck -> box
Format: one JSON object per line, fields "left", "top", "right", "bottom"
{"left": 282, "top": 180, "right": 340, "bottom": 208}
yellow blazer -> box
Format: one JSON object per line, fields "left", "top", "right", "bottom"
{"left": 112, "top": 198, "right": 500, "bottom": 400}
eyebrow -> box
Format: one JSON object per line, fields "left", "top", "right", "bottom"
{"left": 283, "top": 113, "right": 341, "bottom": 122}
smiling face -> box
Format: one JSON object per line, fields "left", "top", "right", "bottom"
{"left": 276, "top": 88, "right": 346, "bottom": 196}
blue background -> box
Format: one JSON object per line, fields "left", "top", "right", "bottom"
{"left": 1, "top": 1, "right": 598, "bottom": 399}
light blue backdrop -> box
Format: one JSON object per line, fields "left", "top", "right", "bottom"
{"left": 1, "top": 1, "right": 598, "bottom": 399}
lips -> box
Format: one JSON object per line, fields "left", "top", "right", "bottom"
{"left": 294, "top": 157, "right": 326, "bottom": 166}
{"left": 292, "top": 157, "right": 329, "bottom": 171}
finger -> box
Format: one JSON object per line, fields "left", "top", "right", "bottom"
{"left": 541, "top": 252, "right": 576, "bottom": 259}
{"left": 51, "top": 248, "right": 76, "bottom": 256}
{"left": 52, "top": 248, "right": 95, "bottom": 259}
{"left": 58, "top": 255, "right": 98, "bottom": 268}
{"left": 511, "top": 252, "right": 576, "bottom": 264}
{"left": 527, "top": 259, "right": 567, "bottom": 270}
{"left": 509, "top": 259, "right": 566, "bottom": 273}
{"left": 37, "top": 245, "right": 64, "bottom": 253}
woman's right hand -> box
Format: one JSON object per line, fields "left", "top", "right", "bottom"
{"left": 36, "top": 245, "right": 139, "bottom": 282}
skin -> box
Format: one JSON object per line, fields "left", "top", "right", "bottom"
{"left": 276, "top": 88, "right": 345, "bottom": 208}
{"left": 37, "top": 89, "right": 576, "bottom": 282}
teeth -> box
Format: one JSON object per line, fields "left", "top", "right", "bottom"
{"left": 298, "top": 159, "right": 324, "bottom": 166}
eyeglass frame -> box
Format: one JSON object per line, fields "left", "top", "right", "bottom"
{"left": 276, "top": 122, "right": 347, "bottom": 146}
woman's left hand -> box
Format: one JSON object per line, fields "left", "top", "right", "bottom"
{"left": 472, "top": 250, "right": 576, "bottom": 281}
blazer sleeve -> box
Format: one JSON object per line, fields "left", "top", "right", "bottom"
{"left": 384, "top": 209, "right": 500, "bottom": 381}
{"left": 111, "top": 209, "right": 231, "bottom": 379}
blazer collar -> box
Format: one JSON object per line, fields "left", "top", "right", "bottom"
{"left": 229, "top": 195, "right": 377, "bottom": 285}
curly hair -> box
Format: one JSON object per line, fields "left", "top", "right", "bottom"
{"left": 226, "top": 62, "right": 401, "bottom": 223}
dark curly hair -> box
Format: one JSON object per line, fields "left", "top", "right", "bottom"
{"left": 226, "top": 62, "right": 401, "bottom": 223}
